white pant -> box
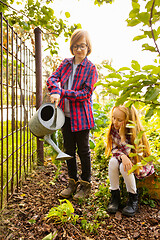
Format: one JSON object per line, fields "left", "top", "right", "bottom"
{"left": 108, "top": 157, "right": 137, "bottom": 194}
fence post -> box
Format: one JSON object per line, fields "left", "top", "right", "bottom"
{"left": 34, "top": 27, "right": 44, "bottom": 165}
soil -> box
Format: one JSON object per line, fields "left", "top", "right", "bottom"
{"left": 0, "top": 158, "right": 160, "bottom": 240}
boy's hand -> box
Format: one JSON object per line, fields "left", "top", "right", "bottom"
{"left": 121, "top": 155, "right": 133, "bottom": 172}
{"left": 50, "top": 94, "right": 60, "bottom": 108}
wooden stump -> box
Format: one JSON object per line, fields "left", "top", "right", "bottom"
{"left": 137, "top": 174, "right": 160, "bottom": 200}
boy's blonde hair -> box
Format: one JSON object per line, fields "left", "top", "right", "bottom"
{"left": 70, "top": 29, "right": 92, "bottom": 56}
{"left": 105, "top": 105, "right": 151, "bottom": 165}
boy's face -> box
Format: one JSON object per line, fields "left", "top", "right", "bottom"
{"left": 112, "top": 108, "right": 126, "bottom": 130}
{"left": 72, "top": 37, "right": 88, "bottom": 62}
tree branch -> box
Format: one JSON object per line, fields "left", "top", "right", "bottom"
{"left": 149, "top": 0, "right": 160, "bottom": 56}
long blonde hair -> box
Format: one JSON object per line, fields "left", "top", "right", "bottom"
{"left": 105, "top": 105, "right": 151, "bottom": 164}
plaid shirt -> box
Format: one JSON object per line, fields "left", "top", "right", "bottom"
{"left": 111, "top": 127, "right": 131, "bottom": 163}
{"left": 47, "top": 57, "right": 98, "bottom": 132}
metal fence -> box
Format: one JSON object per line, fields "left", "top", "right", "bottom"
{"left": 0, "top": 12, "right": 38, "bottom": 209}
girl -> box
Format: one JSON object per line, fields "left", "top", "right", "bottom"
{"left": 105, "top": 105, "right": 154, "bottom": 216}
{"left": 47, "top": 29, "right": 98, "bottom": 200}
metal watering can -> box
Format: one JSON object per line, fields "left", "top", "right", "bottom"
{"left": 28, "top": 103, "right": 72, "bottom": 161}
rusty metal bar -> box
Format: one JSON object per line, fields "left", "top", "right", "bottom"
{"left": 34, "top": 27, "right": 44, "bottom": 165}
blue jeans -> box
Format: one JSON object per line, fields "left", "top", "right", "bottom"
{"left": 61, "top": 117, "right": 91, "bottom": 182}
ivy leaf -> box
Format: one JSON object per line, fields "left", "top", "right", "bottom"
{"left": 131, "top": 60, "right": 141, "bottom": 71}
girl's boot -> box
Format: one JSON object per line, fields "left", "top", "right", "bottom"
{"left": 60, "top": 178, "right": 79, "bottom": 198}
{"left": 122, "top": 192, "right": 138, "bottom": 217}
{"left": 107, "top": 189, "right": 120, "bottom": 213}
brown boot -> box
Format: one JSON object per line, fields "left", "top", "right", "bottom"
{"left": 73, "top": 180, "right": 91, "bottom": 200}
{"left": 60, "top": 178, "right": 79, "bottom": 198}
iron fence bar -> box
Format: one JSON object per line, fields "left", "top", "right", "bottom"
{"left": 11, "top": 25, "right": 14, "bottom": 195}
{"left": 19, "top": 37, "right": 22, "bottom": 182}
{"left": 15, "top": 32, "right": 18, "bottom": 192}
{"left": 0, "top": 12, "right": 37, "bottom": 209}
{"left": 23, "top": 42, "right": 26, "bottom": 176}
{"left": 0, "top": 12, "right": 4, "bottom": 209}
{"left": 6, "top": 18, "right": 9, "bottom": 203}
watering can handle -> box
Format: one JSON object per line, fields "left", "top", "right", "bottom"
{"left": 50, "top": 104, "right": 57, "bottom": 128}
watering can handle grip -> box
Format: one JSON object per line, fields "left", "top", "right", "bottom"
{"left": 50, "top": 104, "right": 57, "bottom": 128}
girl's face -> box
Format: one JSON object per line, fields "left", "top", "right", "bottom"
{"left": 112, "top": 108, "right": 126, "bottom": 130}
{"left": 72, "top": 37, "right": 88, "bottom": 63}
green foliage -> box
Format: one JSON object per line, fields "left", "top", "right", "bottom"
{"left": 81, "top": 219, "right": 100, "bottom": 234}
{"left": 1, "top": 0, "right": 81, "bottom": 55}
{"left": 95, "top": 59, "right": 160, "bottom": 119}
{"left": 45, "top": 199, "right": 79, "bottom": 225}
{"left": 93, "top": 0, "right": 113, "bottom": 7}
{"left": 94, "top": 179, "right": 110, "bottom": 209}
{"left": 138, "top": 186, "right": 156, "bottom": 207}
{"left": 95, "top": 0, "right": 160, "bottom": 119}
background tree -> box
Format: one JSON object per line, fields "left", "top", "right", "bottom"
{"left": 0, "top": 0, "right": 81, "bottom": 54}
{"left": 95, "top": 0, "right": 160, "bottom": 119}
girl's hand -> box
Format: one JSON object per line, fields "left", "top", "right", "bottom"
{"left": 121, "top": 155, "right": 133, "bottom": 172}
{"left": 50, "top": 94, "right": 60, "bottom": 108}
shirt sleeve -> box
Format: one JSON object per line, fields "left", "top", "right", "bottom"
{"left": 61, "top": 65, "right": 98, "bottom": 102}
{"left": 46, "top": 60, "right": 65, "bottom": 95}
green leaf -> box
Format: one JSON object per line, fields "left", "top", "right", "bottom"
{"left": 129, "top": 8, "right": 139, "bottom": 18}
{"left": 109, "top": 88, "right": 119, "bottom": 95}
{"left": 131, "top": 60, "right": 141, "bottom": 71}
{"left": 133, "top": 34, "right": 147, "bottom": 41}
{"left": 151, "top": 66, "right": 160, "bottom": 74}
{"left": 127, "top": 19, "right": 141, "bottom": 27}
{"left": 145, "top": 88, "right": 160, "bottom": 101}
{"left": 104, "top": 64, "right": 116, "bottom": 72}
{"left": 127, "top": 144, "right": 135, "bottom": 149}
{"left": 145, "top": 107, "right": 154, "bottom": 120}
{"left": 65, "top": 12, "right": 70, "bottom": 18}
{"left": 137, "top": 12, "right": 150, "bottom": 25}
{"left": 142, "top": 44, "right": 156, "bottom": 52}
{"left": 157, "top": 26, "right": 160, "bottom": 35}
{"left": 42, "top": 233, "right": 54, "bottom": 240}
{"left": 109, "top": 81, "right": 121, "bottom": 87}
{"left": 117, "top": 67, "right": 131, "bottom": 72}
{"left": 142, "top": 65, "right": 156, "bottom": 70}
{"left": 106, "top": 73, "right": 122, "bottom": 79}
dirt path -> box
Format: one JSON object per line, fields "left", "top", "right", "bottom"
{"left": 0, "top": 159, "right": 160, "bottom": 240}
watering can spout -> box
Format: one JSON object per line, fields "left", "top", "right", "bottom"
{"left": 28, "top": 103, "right": 72, "bottom": 161}
{"left": 44, "top": 135, "right": 72, "bottom": 161}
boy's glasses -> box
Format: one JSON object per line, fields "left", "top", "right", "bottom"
{"left": 73, "top": 44, "right": 88, "bottom": 51}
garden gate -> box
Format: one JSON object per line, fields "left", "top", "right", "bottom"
{"left": 0, "top": 12, "right": 43, "bottom": 209}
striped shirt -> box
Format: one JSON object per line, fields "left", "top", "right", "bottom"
{"left": 47, "top": 57, "right": 98, "bottom": 132}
